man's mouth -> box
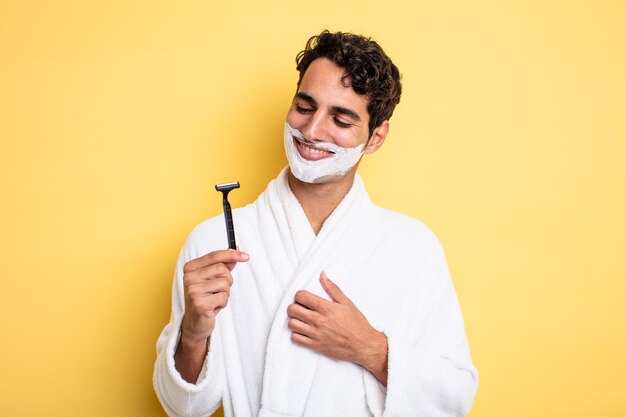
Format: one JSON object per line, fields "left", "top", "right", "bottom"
{"left": 293, "top": 137, "right": 334, "bottom": 161}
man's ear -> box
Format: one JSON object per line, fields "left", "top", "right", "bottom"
{"left": 364, "top": 120, "right": 389, "bottom": 155}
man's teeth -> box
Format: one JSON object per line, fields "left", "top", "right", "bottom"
{"left": 296, "top": 139, "right": 333, "bottom": 154}
{"left": 304, "top": 144, "right": 329, "bottom": 154}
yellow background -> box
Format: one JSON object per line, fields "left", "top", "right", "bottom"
{"left": 1, "top": 1, "right": 624, "bottom": 416}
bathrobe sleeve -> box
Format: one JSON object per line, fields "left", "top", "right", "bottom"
{"left": 377, "top": 244, "right": 479, "bottom": 417}
{"left": 153, "top": 240, "right": 224, "bottom": 417}
{"left": 364, "top": 229, "right": 478, "bottom": 417}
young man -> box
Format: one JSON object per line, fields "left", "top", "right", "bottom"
{"left": 154, "top": 31, "right": 478, "bottom": 417}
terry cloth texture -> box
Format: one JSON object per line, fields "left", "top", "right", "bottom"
{"left": 153, "top": 168, "right": 478, "bottom": 417}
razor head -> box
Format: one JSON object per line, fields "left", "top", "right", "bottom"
{"left": 215, "top": 181, "right": 240, "bottom": 192}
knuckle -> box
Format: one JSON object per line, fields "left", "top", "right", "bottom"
{"left": 225, "top": 273, "right": 234, "bottom": 286}
{"left": 219, "top": 276, "right": 231, "bottom": 289}
{"left": 191, "top": 297, "right": 204, "bottom": 312}
{"left": 223, "top": 285, "right": 231, "bottom": 298}
{"left": 211, "top": 283, "right": 223, "bottom": 294}
{"left": 206, "top": 278, "right": 221, "bottom": 292}
{"left": 183, "top": 271, "right": 196, "bottom": 286}
{"left": 186, "top": 286, "right": 197, "bottom": 297}
{"left": 215, "top": 263, "right": 230, "bottom": 277}
{"left": 205, "top": 296, "right": 217, "bottom": 312}
{"left": 206, "top": 250, "right": 219, "bottom": 261}
{"left": 211, "top": 292, "right": 228, "bottom": 310}
{"left": 220, "top": 291, "right": 229, "bottom": 305}
{"left": 211, "top": 250, "right": 232, "bottom": 264}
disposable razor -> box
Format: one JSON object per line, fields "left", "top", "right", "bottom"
{"left": 215, "top": 182, "right": 240, "bottom": 249}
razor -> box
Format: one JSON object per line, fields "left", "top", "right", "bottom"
{"left": 215, "top": 181, "right": 240, "bottom": 249}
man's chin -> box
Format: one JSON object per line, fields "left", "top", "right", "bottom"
{"left": 287, "top": 167, "right": 355, "bottom": 186}
{"left": 310, "top": 174, "right": 344, "bottom": 184}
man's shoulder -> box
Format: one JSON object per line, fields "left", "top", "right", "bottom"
{"left": 373, "top": 206, "right": 443, "bottom": 252}
{"left": 185, "top": 204, "right": 257, "bottom": 248}
{"left": 186, "top": 215, "right": 224, "bottom": 242}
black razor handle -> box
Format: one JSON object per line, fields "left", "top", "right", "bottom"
{"left": 222, "top": 198, "right": 236, "bottom": 249}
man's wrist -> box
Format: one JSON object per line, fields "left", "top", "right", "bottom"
{"left": 175, "top": 331, "right": 210, "bottom": 383}
{"left": 179, "top": 329, "right": 210, "bottom": 356}
{"left": 359, "top": 329, "right": 388, "bottom": 375}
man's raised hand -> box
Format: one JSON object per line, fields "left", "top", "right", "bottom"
{"left": 175, "top": 249, "right": 249, "bottom": 382}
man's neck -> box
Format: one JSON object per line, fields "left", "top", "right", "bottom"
{"left": 287, "top": 170, "right": 357, "bottom": 235}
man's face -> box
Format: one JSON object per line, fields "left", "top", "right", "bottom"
{"left": 286, "top": 58, "right": 372, "bottom": 163}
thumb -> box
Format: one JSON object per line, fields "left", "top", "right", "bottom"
{"left": 320, "top": 271, "right": 350, "bottom": 304}
{"left": 226, "top": 247, "right": 248, "bottom": 271}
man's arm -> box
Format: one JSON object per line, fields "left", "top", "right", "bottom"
{"left": 153, "top": 247, "right": 249, "bottom": 417}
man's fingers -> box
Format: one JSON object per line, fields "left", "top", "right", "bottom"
{"left": 191, "top": 291, "right": 229, "bottom": 316}
{"left": 287, "top": 302, "right": 318, "bottom": 324}
{"left": 187, "top": 277, "right": 231, "bottom": 297}
{"left": 294, "top": 290, "right": 329, "bottom": 312}
{"left": 205, "top": 291, "right": 229, "bottom": 312}
{"left": 290, "top": 332, "right": 317, "bottom": 349}
{"left": 287, "top": 317, "right": 317, "bottom": 338}
{"left": 184, "top": 249, "right": 249, "bottom": 273}
{"left": 184, "top": 261, "right": 237, "bottom": 286}
{"left": 184, "top": 263, "right": 226, "bottom": 286}
{"left": 320, "top": 271, "right": 350, "bottom": 304}
{"left": 223, "top": 247, "right": 244, "bottom": 271}
{"left": 180, "top": 250, "right": 248, "bottom": 342}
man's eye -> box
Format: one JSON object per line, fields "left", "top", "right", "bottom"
{"left": 296, "top": 105, "right": 314, "bottom": 114}
{"left": 334, "top": 117, "right": 351, "bottom": 128}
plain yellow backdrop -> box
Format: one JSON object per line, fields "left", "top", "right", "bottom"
{"left": 1, "top": 1, "right": 624, "bottom": 416}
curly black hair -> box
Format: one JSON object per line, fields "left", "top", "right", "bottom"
{"left": 295, "top": 30, "right": 402, "bottom": 136}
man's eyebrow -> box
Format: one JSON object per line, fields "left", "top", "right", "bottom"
{"left": 295, "top": 92, "right": 317, "bottom": 105}
{"left": 295, "top": 92, "right": 361, "bottom": 122}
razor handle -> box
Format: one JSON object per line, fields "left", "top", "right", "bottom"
{"left": 222, "top": 199, "right": 236, "bottom": 249}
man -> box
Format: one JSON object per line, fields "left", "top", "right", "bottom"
{"left": 154, "top": 31, "right": 478, "bottom": 417}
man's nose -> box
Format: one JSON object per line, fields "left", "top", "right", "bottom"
{"left": 301, "top": 112, "right": 329, "bottom": 142}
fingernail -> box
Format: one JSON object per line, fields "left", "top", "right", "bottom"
{"left": 240, "top": 252, "right": 249, "bottom": 260}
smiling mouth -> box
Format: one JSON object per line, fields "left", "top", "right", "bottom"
{"left": 293, "top": 137, "right": 335, "bottom": 160}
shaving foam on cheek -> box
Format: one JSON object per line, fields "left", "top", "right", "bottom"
{"left": 284, "top": 122, "right": 365, "bottom": 183}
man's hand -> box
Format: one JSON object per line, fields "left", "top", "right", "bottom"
{"left": 175, "top": 249, "right": 249, "bottom": 382}
{"left": 287, "top": 272, "right": 388, "bottom": 385}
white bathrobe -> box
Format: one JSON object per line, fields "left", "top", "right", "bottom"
{"left": 153, "top": 169, "right": 478, "bottom": 417}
